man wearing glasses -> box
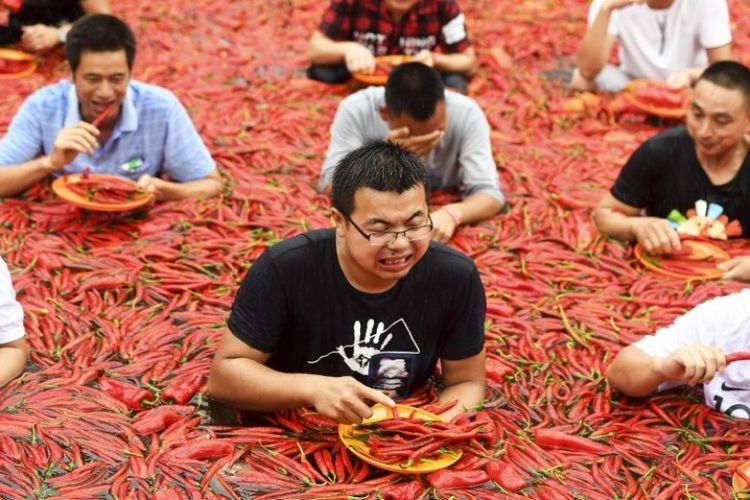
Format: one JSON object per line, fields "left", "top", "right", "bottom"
{"left": 209, "top": 141, "right": 487, "bottom": 424}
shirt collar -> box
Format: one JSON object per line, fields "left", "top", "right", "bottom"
{"left": 64, "top": 80, "right": 138, "bottom": 135}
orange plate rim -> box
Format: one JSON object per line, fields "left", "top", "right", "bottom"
{"left": 51, "top": 173, "right": 153, "bottom": 212}
{"left": 351, "top": 55, "right": 413, "bottom": 86}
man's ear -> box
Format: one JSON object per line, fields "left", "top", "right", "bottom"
{"left": 379, "top": 104, "right": 391, "bottom": 123}
{"left": 332, "top": 209, "right": 346, "bottom": 236}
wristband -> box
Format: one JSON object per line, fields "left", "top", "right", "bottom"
{"left": 440, "top": 206, "right": 461, "bottom": 226}
{"left": 58, "top": 28, "right": 67, "bottom": 44}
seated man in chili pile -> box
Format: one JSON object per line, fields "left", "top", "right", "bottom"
{"left": 306, "top": 0, "right": 477, "bottom": 92}
{"left": 608, "top": 290, "right": 750, "bottom": 419}
{"left": 319, "top": 62, "right": 503, "bottom": 243}
{"left": 0, "top": 256, "right": 28, "bottom": 387}
{"left": 209, "top": 141, "right": 487, "bottom": 424}
{"left": 572, "top": 0, "right": 733, "bottom": 92}
{"left": 593, "top": 61, "right": 750, "bottom": 281}
{"left": 0, "top": 14, "right": 222, "bottom": 201}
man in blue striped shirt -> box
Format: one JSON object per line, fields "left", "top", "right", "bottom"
{"left": 0, "top": 14, "right": 222, "bottom": 201}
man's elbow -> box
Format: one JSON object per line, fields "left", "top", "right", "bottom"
{"left": 575, "top": 49, "right": 603, "bottom": 81}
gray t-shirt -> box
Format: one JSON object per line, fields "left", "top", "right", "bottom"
{"left": 319, "top": 87, "right": 503, "bottom": 204}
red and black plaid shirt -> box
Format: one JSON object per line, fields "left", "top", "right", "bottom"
{"left": 319, "top": 0, "right": 471, "bottom": 56}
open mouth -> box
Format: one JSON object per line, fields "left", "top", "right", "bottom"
{"left": 378, "top": 254, "right": 412, "bottom": 271}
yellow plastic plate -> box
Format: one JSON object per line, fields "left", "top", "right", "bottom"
{"left": 338, "top": 403, "right": 462, "bottom": 474}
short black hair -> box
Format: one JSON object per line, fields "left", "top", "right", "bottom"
{"left": 65, "top": 14, "right": 137, "bottom": 72}
{"left": 384, "top": 62, "right": 445, "bottom": 121}
{"left": 697, "top": 61, "right": 750, "bottom": 108}
{"left": 331, "top": 140, "right": 430, "bottom": 217}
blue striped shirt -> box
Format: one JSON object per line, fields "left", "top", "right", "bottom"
{"left": 0, "top": 80, "right": 215, "bottom": 182}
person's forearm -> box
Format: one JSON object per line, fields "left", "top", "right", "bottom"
{"left": 307, "top": 32, "right": 358, "bottom": 65}
{"left": 443, "top": 192, "right": 502, "bottom": 225}
{"left": 438, "top": 380, "right": 486, "bottom": 421}
{"left": 0, "top": 157, "right": 56, "bottom": 198}
{"left": 156, "top": 177, "right": 223, "bottom": 201}
{"left": 81, "top": 0, "right": 111, "bottom": 14}
{"left": 592, "top": 207, "right": 637, "bottom": 242}
{"left": 208, "top": 358, "right": 319, "bottom": 412}
{"left": 576, "top": 4, "right": 615, "bottom": 80}
{"left": 0, "top": 342, "right": 29, "bottom": 387}
{"left": 606, "top": 346, "right": 666, "bottom": 397}
{"left": 432, "top": 51, "right": 478, "bottom": 76}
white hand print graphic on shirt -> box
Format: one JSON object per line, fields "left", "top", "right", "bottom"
{"left": 308, "top": 318, "right": 420, "bottom": 375}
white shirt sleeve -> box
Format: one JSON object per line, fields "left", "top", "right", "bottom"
{"left": 698, "top": 0, "right": 732, "bottom": 49}
{"left": 0, "top": 258, "right": 25, "bottom": 344}
{"left": 318, "top": 95, "right": 368, "bottom": 191}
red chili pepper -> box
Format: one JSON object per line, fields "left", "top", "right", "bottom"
{"left": 486, "top": 461, "right": 526, "bottom": 492}
{"left": 377, "top": 480, "right": 423, "bottom": 500}
{"left": 427, "top": 469, "right": 490, "bottom": 489}
{"left": 131, "top": 405, "right": 194, "bottom": 433}
{"left": 164, "top": 440, "right": 234, "bottom": 461}
{"left": 98, "top": 377, "right": 153, "bottom": 410}
{"left": 726, "top": 352, "right": 750, "bottom": 364}
{"left": 533, "top": 428, "right": 610, "bottom": 454}
{"left": 1, "top": 0, "right": 22, "bottom": 13}
{"left": 633, "top": 86, "right": 685, "bottom": 108}
{"left": 161, "top": 373, "right": 204, "bottom": 405}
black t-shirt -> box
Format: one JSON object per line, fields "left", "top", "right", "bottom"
{"left": 227, "top": 228, "right": 486, "bottom": 399}
{"left": 612, "top": 126, "right": 750, "bottom": 236}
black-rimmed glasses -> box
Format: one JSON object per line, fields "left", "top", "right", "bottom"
{"left": 345, "top": 214, "right": 434, "bottom": 245}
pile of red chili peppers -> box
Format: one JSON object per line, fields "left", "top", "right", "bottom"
{"left": 2, "top": 0, "right": 750, "bottom": 498}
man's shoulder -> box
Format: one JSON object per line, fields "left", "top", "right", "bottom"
{"left": 419, "top": 242, "right": 477, "bottom": 275}
{"left": 128, "top": 81, "right": 181, "bottom": 110}
{"left": 24, "top": 80, "right": 71, "bottom": 106}
{"left": 265, "top": 229, "right": 335, "bottom": 264}
{"left": 340, "top": 86, "right": 383, "bottom": 112}
{"left": 644, "top": 126, "right": 692, "bottom": 151}
{"left": 445, "top": 90, "right": 484, "bottom": 117}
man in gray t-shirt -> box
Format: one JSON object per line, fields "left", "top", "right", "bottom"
{"left": 319, "top": 63, "right": 503, "bottom": 242}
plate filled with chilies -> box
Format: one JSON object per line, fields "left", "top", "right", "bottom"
{"left": 351, "top": 55, "right": 413, "bottom": 86}
{"left": 622, "top": 79, "right": 689, "bottom": 120}
{"left": 0, "top": 48, "right": 38, "bottom": 79}
{"left": 634, "top": 238, "right": 730, "bottom": 281}
{"left": 338, "top": 403, "right": 463, "bottom": 474}
{"left": 52, "top": 172, "right": 153, "bottom": 212}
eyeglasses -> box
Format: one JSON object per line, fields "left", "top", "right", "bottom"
{"left": 345, "top": 214, "right": 434, "bottom": 246}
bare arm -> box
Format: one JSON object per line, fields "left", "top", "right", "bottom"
{"left": 208, "top": 329, "right": 394, "bottom": 424}
{"left": 137, "top": 168, "right": 223, "bottom": 202}
{"left": 438, "top": 350, "right": 486, "bottom": 421}
{"left": 0, "top": 122, "right": 99, "bottom": 197}
{"left": 414, "top": 48, "right": 478, "bottom": 77}
{"left": 607, "top": 344, "right": 726, "bottom": 397}
{"left": 592, "top": 191, "right": 680, "bottom": 254}
{"left": 431, "top": 192, "right": 502, "bottom": 242}
{"left": 0, "top": 157, "right": 58, "bottom": 198}
{"left": 668, "top": 44, "right": 734, "bottom": 87}
{"left": 0, "top": 338, "right": 29, "bottom": 387}
{"left": 307, "top": 30, "right": 375, "bottom": 73}
{"left": 20, "top": 0, "right": 110, "bottom": 51}
{"left": 576, "top": 1, "right": 621, "bottom": 80}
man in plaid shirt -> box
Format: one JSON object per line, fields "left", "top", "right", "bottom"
{"left": 306, "top": 0, "right": 477, "bottom": 92}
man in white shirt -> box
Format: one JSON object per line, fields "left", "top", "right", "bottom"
{"left": 0, "top": 257, "right": 28, "bottom": 387}
{"left": 572, "top": 0, "right": 733, "bottom": 92}
{"left": 608, "top": 290, "right": 750, "bottom": 419}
